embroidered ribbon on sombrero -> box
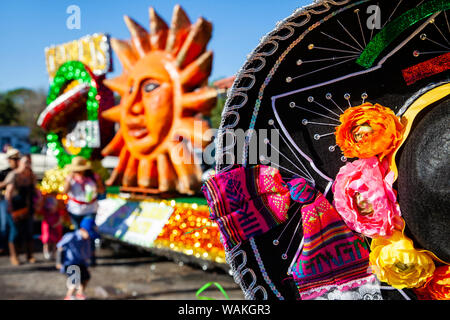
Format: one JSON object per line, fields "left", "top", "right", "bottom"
{"left": 291, "top": 191, "right": 378, "bottom": 300}
{"left": 202, "top": 165, "right": 379, "bottom": 300}
{"left": 201, "top": 165, "right": 315, "bottom": 250}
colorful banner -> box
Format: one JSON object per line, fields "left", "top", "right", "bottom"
{"left": 45, "top": 33, "right": 111, "bottom": 81}
{"left": 96, "top": 197, "right": 174, "bottom": 248}
{"left": 96, "top": 196, "right": 226, "bottom": 265}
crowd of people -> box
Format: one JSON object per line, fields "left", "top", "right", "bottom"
{"left": 0, "top": 148, "right": 104, "bottom": 300}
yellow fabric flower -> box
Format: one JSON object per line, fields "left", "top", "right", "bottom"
{"left": 369, "top": 230, "right": 435, "bottom": 289}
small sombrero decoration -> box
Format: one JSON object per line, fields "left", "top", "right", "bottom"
{"left": 66, "top": 156, "right": 92, "bottom": 172}
{"left": 207, "top": 0, "right": 449, "bottom": 300}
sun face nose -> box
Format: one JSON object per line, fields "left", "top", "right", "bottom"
{"left": 130, "top": 102, "right": 144, "bottom": 115}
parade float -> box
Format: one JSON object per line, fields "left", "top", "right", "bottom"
{"left": 38, "top": 5, "right": 227, "bottom": 270}
{"left": 206, "top": 0, "right": 449, "bottom": 300}
{"left": 36, "top": 33, "right": 115, "bottom": 226}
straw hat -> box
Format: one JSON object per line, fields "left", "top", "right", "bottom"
{"left": 5, "top": 148, "right": 21, "bottom": 160}
{"left": 66, "top": 156, "right": 92, "bottom": 172}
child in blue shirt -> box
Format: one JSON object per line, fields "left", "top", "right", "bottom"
{"left": 56, "top": 217, "right": 99, "bottom": 300}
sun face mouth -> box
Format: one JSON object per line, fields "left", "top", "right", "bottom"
{"left": 127, "top": 123, "right": 149, "bottom": 139}
{"left": 125, "top": 116, "right": 150, "bottom": 140}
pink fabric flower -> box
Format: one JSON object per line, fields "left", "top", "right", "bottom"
{"left": 332, "top": 157, "right": 402, "bottom": 238}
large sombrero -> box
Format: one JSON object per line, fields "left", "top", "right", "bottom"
{"left": 209, "top": 0, "right": 449, "bottom": 300}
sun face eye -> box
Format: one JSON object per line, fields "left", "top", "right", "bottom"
{"left": 143, "top": 80, "right": 160, "bottom": 93}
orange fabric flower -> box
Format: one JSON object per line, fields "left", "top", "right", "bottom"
{"left": 335, "top": 103, "right": 404, "bottom": 160}
{"left": 414, "top": 266, "right": 450, "bottom": 300}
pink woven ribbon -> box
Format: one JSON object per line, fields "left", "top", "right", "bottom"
{"left": 202, "top": 165, "right": 315, "bottom": 249}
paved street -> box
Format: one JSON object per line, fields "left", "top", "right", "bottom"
{"left": 0, "top": 240, "right": 244, "bottom": 300}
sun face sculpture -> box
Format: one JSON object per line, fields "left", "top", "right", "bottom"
{"left": 101, "top": 5, "right": 217, "bottom": 195}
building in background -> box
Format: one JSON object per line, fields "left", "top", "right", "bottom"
{"left": 0, "top": 125, "right": 30, "bottom": 154}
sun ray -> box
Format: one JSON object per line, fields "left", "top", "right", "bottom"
{"left": 149, "top": 7, "right": 169, "bottom": 50}
{"left": 176, "top": 17, "right": 212, "bottom": 68}
{"left": 110, "top": 39, "right": 137, "bottom": 72}
{"left": 167, "top": 140, "right": 202, "bottom": 195}
{"left": 137, "top": 157, "right": 158, "bottom": 188}
{"left": 106, "top": 148, "right": 130, "bottom": 186}
{"left": 101, "top": 129, "right": 124, "bottom": 156}
{"left": 103, "top": 74, "right": 129, "bottom": 97}
{"left": 122, "top": 156, "right": 139, "bottom": 187}
{"left": 124, "top": 15, "right": 151, "bottom": 57}
{"left": 181, "top": 87, "right": 217, "bottom": 115}
{"left": 165, "top": 5, "right": 191, "bottom": 54}
{"left": 101, "top": 105, "right": 121, "bottom": 122}
{"left": 174, "top": 117, "right": 213, "bottom": 149}
{"left": 180, "top": 51, "right": 213, "bottom": 89}
{"left": 157, "top": 152, "right": 178, "bottom": 192}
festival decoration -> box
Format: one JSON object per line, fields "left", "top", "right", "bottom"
{"left": 334, "top": 103, "right": 404, "bottom": 161}
{"left": 95, "top": 195, "right": 226, "bottom": 268}
{"left": 101, "top": 5, "right": 217, "bottom": 195}
{"left": 332, "top": 157, "right": 403, "bottom": 238}
{"left": 369, "top": 231, "right": 436, "bottom": 289}
{"left": 38, "top": 35, "right": 115, "bottom": 167}
{"left": 39, "top": 159, "right": 109, "bottom": 194}
{"left": 414, "top": 265, "right": 450, "bottom": 300}
{"left": 45, "top": 33, "right": 112, "bottom": 81}
{"left": 207, "top": 0, "right": 449, "bottom": 300}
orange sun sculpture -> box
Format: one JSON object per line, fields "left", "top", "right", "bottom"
{"left": 101, "top": 5, "right": 217, "bottom": 195}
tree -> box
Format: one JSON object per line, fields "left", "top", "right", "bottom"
{"left": 0, "top": 95, "right": 20, "bottom": 125}
{"left": 5, "top": 88, "right": 47, "bottom": 145}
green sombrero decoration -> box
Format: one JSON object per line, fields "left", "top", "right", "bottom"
{"left": 38, "top": 33, "right": 115, "bottom": 167}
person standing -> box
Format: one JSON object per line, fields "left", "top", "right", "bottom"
{"left": 56, "top": 216, "right": 100, "bottom": 300}
{"left": 4, "top": 155, "right": 37, "bottom": 265}
{"left": 0, "top": 148, "right": 21, "bottom": 257}
{"left": 62, "top": 157, "right": 104, "bottom": 265}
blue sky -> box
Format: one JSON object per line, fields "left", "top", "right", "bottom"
{"left": 0, "top": 0, "right": 310, "bottom": 92}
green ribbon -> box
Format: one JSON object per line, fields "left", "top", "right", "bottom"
{"left": 357, "top": 0, "right": 450, "bottom": 68}
{"left": 196, "top": 282, "right": 230, "bottom": 300}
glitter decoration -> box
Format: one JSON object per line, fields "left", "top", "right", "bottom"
{"left": 402, "top": 52, "right": 450, "bottom": 86}
{"left": 45, "top": 33, "right": 111, "bottom": 81}
{"left": 250, "top": 238, "right": 285, "bottom": 300}
{"left": 356, "top": 0, "right": 450, "bottom": 68}
{"left": 96, "top": 195, "right": 226, "bottom": 267}
{"left": 145, "top": 200, "right": 226, "bottom": 265}
{"left": 44, "top": 61, "right": 99, "bottom": 167}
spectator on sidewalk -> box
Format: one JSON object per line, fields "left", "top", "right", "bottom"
{"left": 56, "top": 216, "right": 100, "bottom": 300}
{"left": 3, "top": 152, "right": 36, "bottom": 265}
{"left": 41, "top": 195, "right": 63, "bottom": 260}
{"left": 62, "top": 156, "right": 104, "bottom": 266}
{"left": 0, "top": 148, "right": 21, "bottom": 255}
